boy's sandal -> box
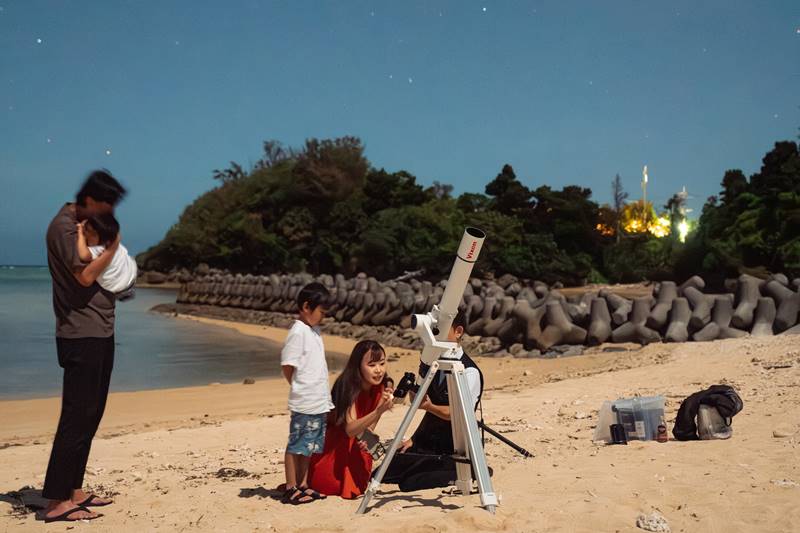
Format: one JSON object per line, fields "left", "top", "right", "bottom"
{"left": 43, "top": 505, "right": 101, "bottom": 523}
{"left": 281, "top": 486, "right": 314, "bottom": 505}
{"left": 299, "top": 486, "right": 326, "bottom": 500}
{"left": 78, "top": 494, "right": 113, "bottom": 507}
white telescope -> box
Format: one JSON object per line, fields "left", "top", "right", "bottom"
{"left": 412, "top": 227, "right": 485, "bottom": 364}
{"left": 359, "top": 225, "right": 496, "bottom": 515}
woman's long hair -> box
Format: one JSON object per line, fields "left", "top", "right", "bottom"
{"left": 331, "top": 340, "right": 386, "bottom": 427}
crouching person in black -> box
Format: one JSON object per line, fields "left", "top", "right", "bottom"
{"left": 377, "top": 310, "right": 485, "bottom": 492}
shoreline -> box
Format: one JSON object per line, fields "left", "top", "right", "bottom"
{"left": 0, "top": 314, "right": 662, "bottom": 447}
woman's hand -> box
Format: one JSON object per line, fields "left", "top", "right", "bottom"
{"left": 376, "top": 388, "right": 394, "bottom": 414}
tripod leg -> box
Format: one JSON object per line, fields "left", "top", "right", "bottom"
{"left": 355, "top": 361, "right": 440, "bottom": 514}
{"left": 446, "top": 370, "right": 473, "bottom": 497}
{"left": 450, "top": 366, "right": 498, "bottom": 513}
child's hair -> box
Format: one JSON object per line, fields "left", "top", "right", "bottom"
{"left": 86, "top": 213, "right": 120, "bottom": 246}
{"left": 76, "top": 169, "right": 127, "bottom": 207}
{"left": 452, "top": 308, "right": 467, "bottom": 331}
{"left": 296, "top": 282, "right": 330, "bottom": 311}
{"left": 330, "top": 340, "right": 386, "bottom": 427}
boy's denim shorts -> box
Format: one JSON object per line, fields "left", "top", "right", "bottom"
{"left": 286, "top": 411, "right": 327, "bottom": 456}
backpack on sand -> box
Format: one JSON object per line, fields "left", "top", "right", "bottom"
{"left": 672, "top": 385, "right": 744, "bottom": 441}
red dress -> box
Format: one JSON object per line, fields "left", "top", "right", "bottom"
{"left": 308, "top": 385, "right": 382, "bottom": 499}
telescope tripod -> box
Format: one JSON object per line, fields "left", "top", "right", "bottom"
{"left": 356, "top": 357, "right": 498, "bottom": 514}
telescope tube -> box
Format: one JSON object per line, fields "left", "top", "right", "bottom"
{"left": 419, "top": 227, "right": 485, "bottom": 364}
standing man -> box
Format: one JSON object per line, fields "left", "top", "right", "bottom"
{"left": 41, "top": 170, "right": 127, "bottom": 523}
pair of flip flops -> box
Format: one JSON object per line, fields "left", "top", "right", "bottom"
{"left": 41, "top": 495, "right": 112, "bottom": 523}
{"left": 282, "top": 486, "right": 326, "bottom": 505}
{"left": 42, "top": 506, "right": 102, "bottom": 523}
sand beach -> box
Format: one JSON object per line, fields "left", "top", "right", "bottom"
{"left": 1, "top": 316, "right": 798, "bottom": 532}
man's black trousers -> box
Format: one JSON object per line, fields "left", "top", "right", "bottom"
{"left": 42, "top": 336, "right": 114, "bottom": 500}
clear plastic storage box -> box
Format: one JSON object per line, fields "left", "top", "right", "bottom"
{"left": 610, "top": 396, "right": 665, "bottom": 441}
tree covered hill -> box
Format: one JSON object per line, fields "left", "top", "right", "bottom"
{"left": 137, "top": 137, "right": 800, "bottom": 286}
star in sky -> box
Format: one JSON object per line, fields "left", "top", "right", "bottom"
{"left": 105, "top": 148, "right": 112, "bottom": 156}
{"left": 36, "top": 38, "right": 42, "bottom": 44}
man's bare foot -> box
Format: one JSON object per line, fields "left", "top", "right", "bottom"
{"left": 72, "top": 489, "right": 113, "bottom": 506}
{"left": 43, "top": 500, "right": 98, "bottom": 521}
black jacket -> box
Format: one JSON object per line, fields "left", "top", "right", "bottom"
{"left": 672, "top": 385, "right": 744, "bottom": 441}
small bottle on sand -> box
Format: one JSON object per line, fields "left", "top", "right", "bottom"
{"left": 656, "top": 416, "right": 668, "bottom": 443}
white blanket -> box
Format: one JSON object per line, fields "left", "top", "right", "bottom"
{"left": 89, "top": 243, "right": 138, "bottom": 293}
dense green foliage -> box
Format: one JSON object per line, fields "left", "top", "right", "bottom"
{"left": 138, "top": 138, "right": 800, "bottom": 284}
{"left": 675, "top": 141, "right": 800, "bottom": 285}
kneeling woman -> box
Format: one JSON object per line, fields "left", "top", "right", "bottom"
{"left": 307, "top": 340, "right": 394, "bottom": 499}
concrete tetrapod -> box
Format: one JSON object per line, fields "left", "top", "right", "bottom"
{"left": 731, "top": 275, "right": 762, "bottom": 329}
{"left": 693, "top": 296, "right": 747, "bottom": 341}
{"left": 750, "top": 297, "right": 776, "bottom": 337}
{"left": 647, "top": 281, "right": 677, "bottom": 330}
{"left": 762, "top": 280, "right": 800, "bottom": 332}
{"left": 599, "top": 289, "right": 632, "bottom": 326}
{"left": 371, "top": 288, "right": 400, "bottom": 326}
{"left": 664, "top": 297, "right": 691, "bottom": 343}
{"left": 538, "top": 300, "right": 587, "bottom": 350}
{"left": 568, "top": 292, "right": 595, "bottom": 326}
{"left": 350, "top": 291, "right": 374, "bottom": 326}
{"left": 463, "top": 294, "right": 484, "bottom": 328}
{"left": 587, "top": 298, "right": 612, "bottom": 346}
{"left": 764, "top": 273, "right": 789, "bottom": 287}
{"left": 678, "top": 275, "right": 705, "bottom": 295}
{"left": 483, "top": 296, "right": 516, "bottom": 337}
{"left": 516, "top": 287, "right": 540, "bottom": 308}
{"left": 684, "top": 286, "right": 713, "bottom": 330}
{"left": 496, "top": 316, "right": 521, "bottom": 346}
{"left": 512, "top": 299, "right": 546, "bottom": 350}
{"left": 467, "top": 296, "right": 496, "bottom": 337}
{"left": 611, "top": 297, "right": 661, "bottom": 345}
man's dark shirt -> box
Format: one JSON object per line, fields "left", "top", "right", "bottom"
{"left": 47, "top": 203, "right": 115, "bottom": 338}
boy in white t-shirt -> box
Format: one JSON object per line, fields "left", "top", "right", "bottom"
{"left": 76, "top": 213, "right": 137, "bottom": 299}
{"left": 280, "top": 282, "right": 334, "bottom": 505}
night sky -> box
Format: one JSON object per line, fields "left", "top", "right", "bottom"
{"left": 1, "top": 1, "right": 798, "bottom": 265}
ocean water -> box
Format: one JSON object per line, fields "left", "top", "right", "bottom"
{"left": 0, "top": 266, "right": 324, "bottom": 400}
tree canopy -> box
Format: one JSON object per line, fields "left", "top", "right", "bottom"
{"left": 138, "top": 137, "right": 800, "bottom": 285}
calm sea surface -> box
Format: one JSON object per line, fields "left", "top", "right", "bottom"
{"left": 0, "top": 266, "right": 310, "bottom": 400}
